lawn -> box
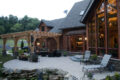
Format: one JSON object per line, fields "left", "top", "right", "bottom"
{"left": 0, "top": 54, "right": 13, "bottom": 67}
{"left": 0, "top": 54, "right": 13, "bottom": 77}
{"left": 0, "top": 39, "right": 28, "bottom": 54}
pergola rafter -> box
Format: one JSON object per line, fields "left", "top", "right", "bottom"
{"left": 0, "top": 30, "right": 62, "bottom": 55}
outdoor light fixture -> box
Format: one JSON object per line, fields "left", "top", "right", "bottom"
{"left": 37, "top": 42, "right": 40, "bottom": 46}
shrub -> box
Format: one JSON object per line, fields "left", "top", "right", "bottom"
{"left": 114, "top": 72, "right": 120, "bottom": 80}
{"left": 87, "top": 72, "right": 93, "bottom": 79}
{"left": 30, "top": 54, "right": 38, "bottom": 62}
{"left": 91, "top": 54, "right": 98, "bottom": 60}
{"left": 105, "top": 75, "right": 112, "bottom": 80}
{"left": 18, "top": 50, "right": 24, "bottom": 55}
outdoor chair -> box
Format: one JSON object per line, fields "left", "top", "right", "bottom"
{"left": 82, "top": 54, "right": 111, "bottom": 72}
{"left": 70, "top": 50, "right": 91, "bottom": 63}
{"left": 80, "top": 50, "right": 91, "bottom": 64}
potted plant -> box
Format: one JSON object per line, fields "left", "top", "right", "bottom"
{"left": 105, "top": 75, "right": 112, "bottom": 80}
{"left": 87, "top": 72, "right": 93, "bottom": 79}
{"left": 114, "top": 72, "right": 120, "bottom": 80}
{"left": 63, "top": 50, "right": 68, "bottom": 56}
{"left": 91, "top": 54, "right": 98, "bottom": 61}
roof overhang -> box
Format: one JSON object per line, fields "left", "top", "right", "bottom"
{"left": 80, "top": 0, "right": 96, "bottom": 23}
{"left": 60, "top": 26, "right": 85, "bottom": 30}
{"left": 65, "top": 30, "right": 86, "bottom": 36}
{"left": 0, "top": 30, "right": 62, "bottom": 39}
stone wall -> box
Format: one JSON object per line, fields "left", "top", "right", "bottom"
{"left": 98, "top": 56, "right": 120, "bottom": 71}
{"left": 109, "top": 58, "right": 120, "bottom": 71}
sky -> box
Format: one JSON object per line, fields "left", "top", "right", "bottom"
{"left": 0, "top": 0, "right": 82, "bottom": 20}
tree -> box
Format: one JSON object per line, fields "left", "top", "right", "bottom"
{"left": 0, "top": 25, "right": 5, "bottom": 34}
{"left": 10, "top": 23, "right": 22, "bottom": 32}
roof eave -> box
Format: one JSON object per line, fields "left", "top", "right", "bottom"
{"left": 80, "top": 0, "right": 95, "bottom": 23}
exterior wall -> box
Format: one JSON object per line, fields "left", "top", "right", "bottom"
{"left": 39, "top": 22, "right": 52, "bottom": 32}
{"left": 85, "top": 0, "right": 120, "bottom": 58}
{"left": 117, "top": 0, "right": 120, "bottom": 59}
{"left": 62, "top": 27, "right": 86, "bottom": 52}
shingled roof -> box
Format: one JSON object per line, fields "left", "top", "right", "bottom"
{"left": 49, "top": 18, "right": 64, "bottom": 33}
{"left": 81, "top": 0, "right": 96, "bottom": 23}
{"left": 40, "top": 18, "right": 64, "bottom": 33}
{"left": 60, "top": 0, "right": 90, "bottom": 29}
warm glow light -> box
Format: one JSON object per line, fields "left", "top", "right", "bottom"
{"left": 85, "top": 37, "right": 87, "bottom": 40}
{"left": 79, "top": 37, "right": 82, "bottom": 40}
{"left": 109, "top": 17, "right": 117, "bottom": 22}
{"left": 76, "top": 42, "right": 83, "bottom": 45}
{"left": 37, "top": 42, "right": 40, "bottom": 46}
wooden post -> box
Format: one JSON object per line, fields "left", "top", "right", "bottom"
{"left": 68, "top": 36, "right": 71, "bottom": 51}
{"left": 14, "top": 37, "right": 19, "bottom": 52}
{"left": 104, "top": 0, "right": 108, "bottom": 54}
{"left": 27, "top": 35, "right": 31, "bottom": 48}
{"left": 117, "top": 0, "right": 120, "bottom": 59}
{"left": 82, "top": 35, "right": 85, "bottom": 53}
{"left": 2, "top": 38, "right": 7, "bottom": 56}
{"left": 55, "top": 37, "right": 60, "bottom": 50}
{"left": 95, "top": 12, "right": 98, "bottom": 54}
{"left": 3, "top": 38, "right": 7, "bottom": 50}
{"left": 63, "top": 35, "right": 67, "bottom": 50}
{"left": 86, "top": 22, "right": 89, "bottom": 50}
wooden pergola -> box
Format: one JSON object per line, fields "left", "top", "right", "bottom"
{"left": 0, "top": 30, "right": 62, "bottom": 54}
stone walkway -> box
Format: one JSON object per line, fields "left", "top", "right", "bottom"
{"left": 3, "top": 56, "right": 118, "bottom": 80}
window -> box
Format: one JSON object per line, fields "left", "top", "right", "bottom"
{"left": 97, "top": 2, "right": 105, "bottom": 48}
{"left": 80, "top": 10, "right": 85, "bottom": 16}
{"left": 41, "top": 26, "right": 45, "bottom": 31}
{"left": 107, "top": 0, "right": 118, "bottom": 58}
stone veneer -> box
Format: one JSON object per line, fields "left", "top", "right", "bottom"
{"left": 98, "top": 56, "right": 120, "bottom": 71}
{"left": 109, "top": 58, "right": 120, "bottom": 71}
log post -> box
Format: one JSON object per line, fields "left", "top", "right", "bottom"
{"left": 2, "top": 38, "right": 7, "bottom": 56}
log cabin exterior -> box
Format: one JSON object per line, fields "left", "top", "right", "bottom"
{"left": 81, "top": 0, "right": 120, "bottom": 59}
{"left": 60, "top": 0, "right": 90, "bottom": 52}
{"left": 0, "top": 0, "right": 90, "bottom": 54}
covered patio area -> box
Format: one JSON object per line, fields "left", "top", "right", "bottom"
{"left": 0, "top": 30, "right": 61, "bottom": 56}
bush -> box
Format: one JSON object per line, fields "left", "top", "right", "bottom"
{"left": 114, "top": 72, "right": 120, "bottom": 80}
{"left": 105, "top": 75, "right": 112, "bottom": 80}
{"left": 30, "top": 54, "right": 38, "bottom": 62}
{"left": 18, "top": 50, "right": 24, "bottom": 55}
{"left": 91, "top": 54, "right": 98, "bottom": 60}
{"left": 87, "top": 72, "right": 93, "bottom": 79}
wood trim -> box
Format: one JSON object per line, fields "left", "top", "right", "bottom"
{"left": 116, "top": 0, "right": 120, "bottom": 59}
{"left": 95, "top": 11, "right": 98, "bottom": 54}
{"left": 104, "top": 0, "right": 108, "bottom": 54}
{"left": 86, "top": 22, "right": 89, "bottom": 50}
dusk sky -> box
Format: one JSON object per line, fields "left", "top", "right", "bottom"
{"left": 0, "top": 0, "right": 82, "bottom": 20}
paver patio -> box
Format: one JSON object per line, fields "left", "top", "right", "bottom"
{"left": 3, "top": 56, "right": 118, "bottom": 80}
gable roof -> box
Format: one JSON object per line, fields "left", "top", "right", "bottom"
{"left": 40, "top": 18, "right": 64, "bottom": 33}
{"left": 60, "top": 0, "right": 90, "bottom": 29}
{"left": 81, "top": 0, "right": 98, "bottom": 23}
{"left": 49, "top": 18, "right": 64, "bottom": 33}
{"left": 41, "top": 19, "right": 54, "bottom": 27}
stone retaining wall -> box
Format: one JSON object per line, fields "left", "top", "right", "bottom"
{"left": 109, "top": 58, "right": 120, "bottom": 71}
{"left": 98, "top": 56, "right": 120, "bottom": 71}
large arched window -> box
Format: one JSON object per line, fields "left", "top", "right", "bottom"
{"left": 96, "top": 1, "right": 106, "bottom": 55}
{"left": 107, "top": 0, "right": 118, "bottom": 58}
{"left": 97, "top": 1, "right": 105, "bottom": 48}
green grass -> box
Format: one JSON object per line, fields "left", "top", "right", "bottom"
{"left": 0, "top": 39, "right": 28, "bottom": 53}
{"left": 0, "top": 54, "right": 13, "bottom": 69}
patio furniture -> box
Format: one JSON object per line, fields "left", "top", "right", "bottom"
{"left": 70, "top": 55, "right": 83, "bottom": 62}
{"left": 82, "top": 54, "right": 111, "bottom": 72}
{"left": 80, "top": 50, "right": 91, "bottom": 64}
{"left": 40, "top": 48, "right": 48, "bottom": 56}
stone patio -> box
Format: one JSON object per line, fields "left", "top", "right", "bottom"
{"left": 3, "top": 56, "right": 119, "bottom": 80}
